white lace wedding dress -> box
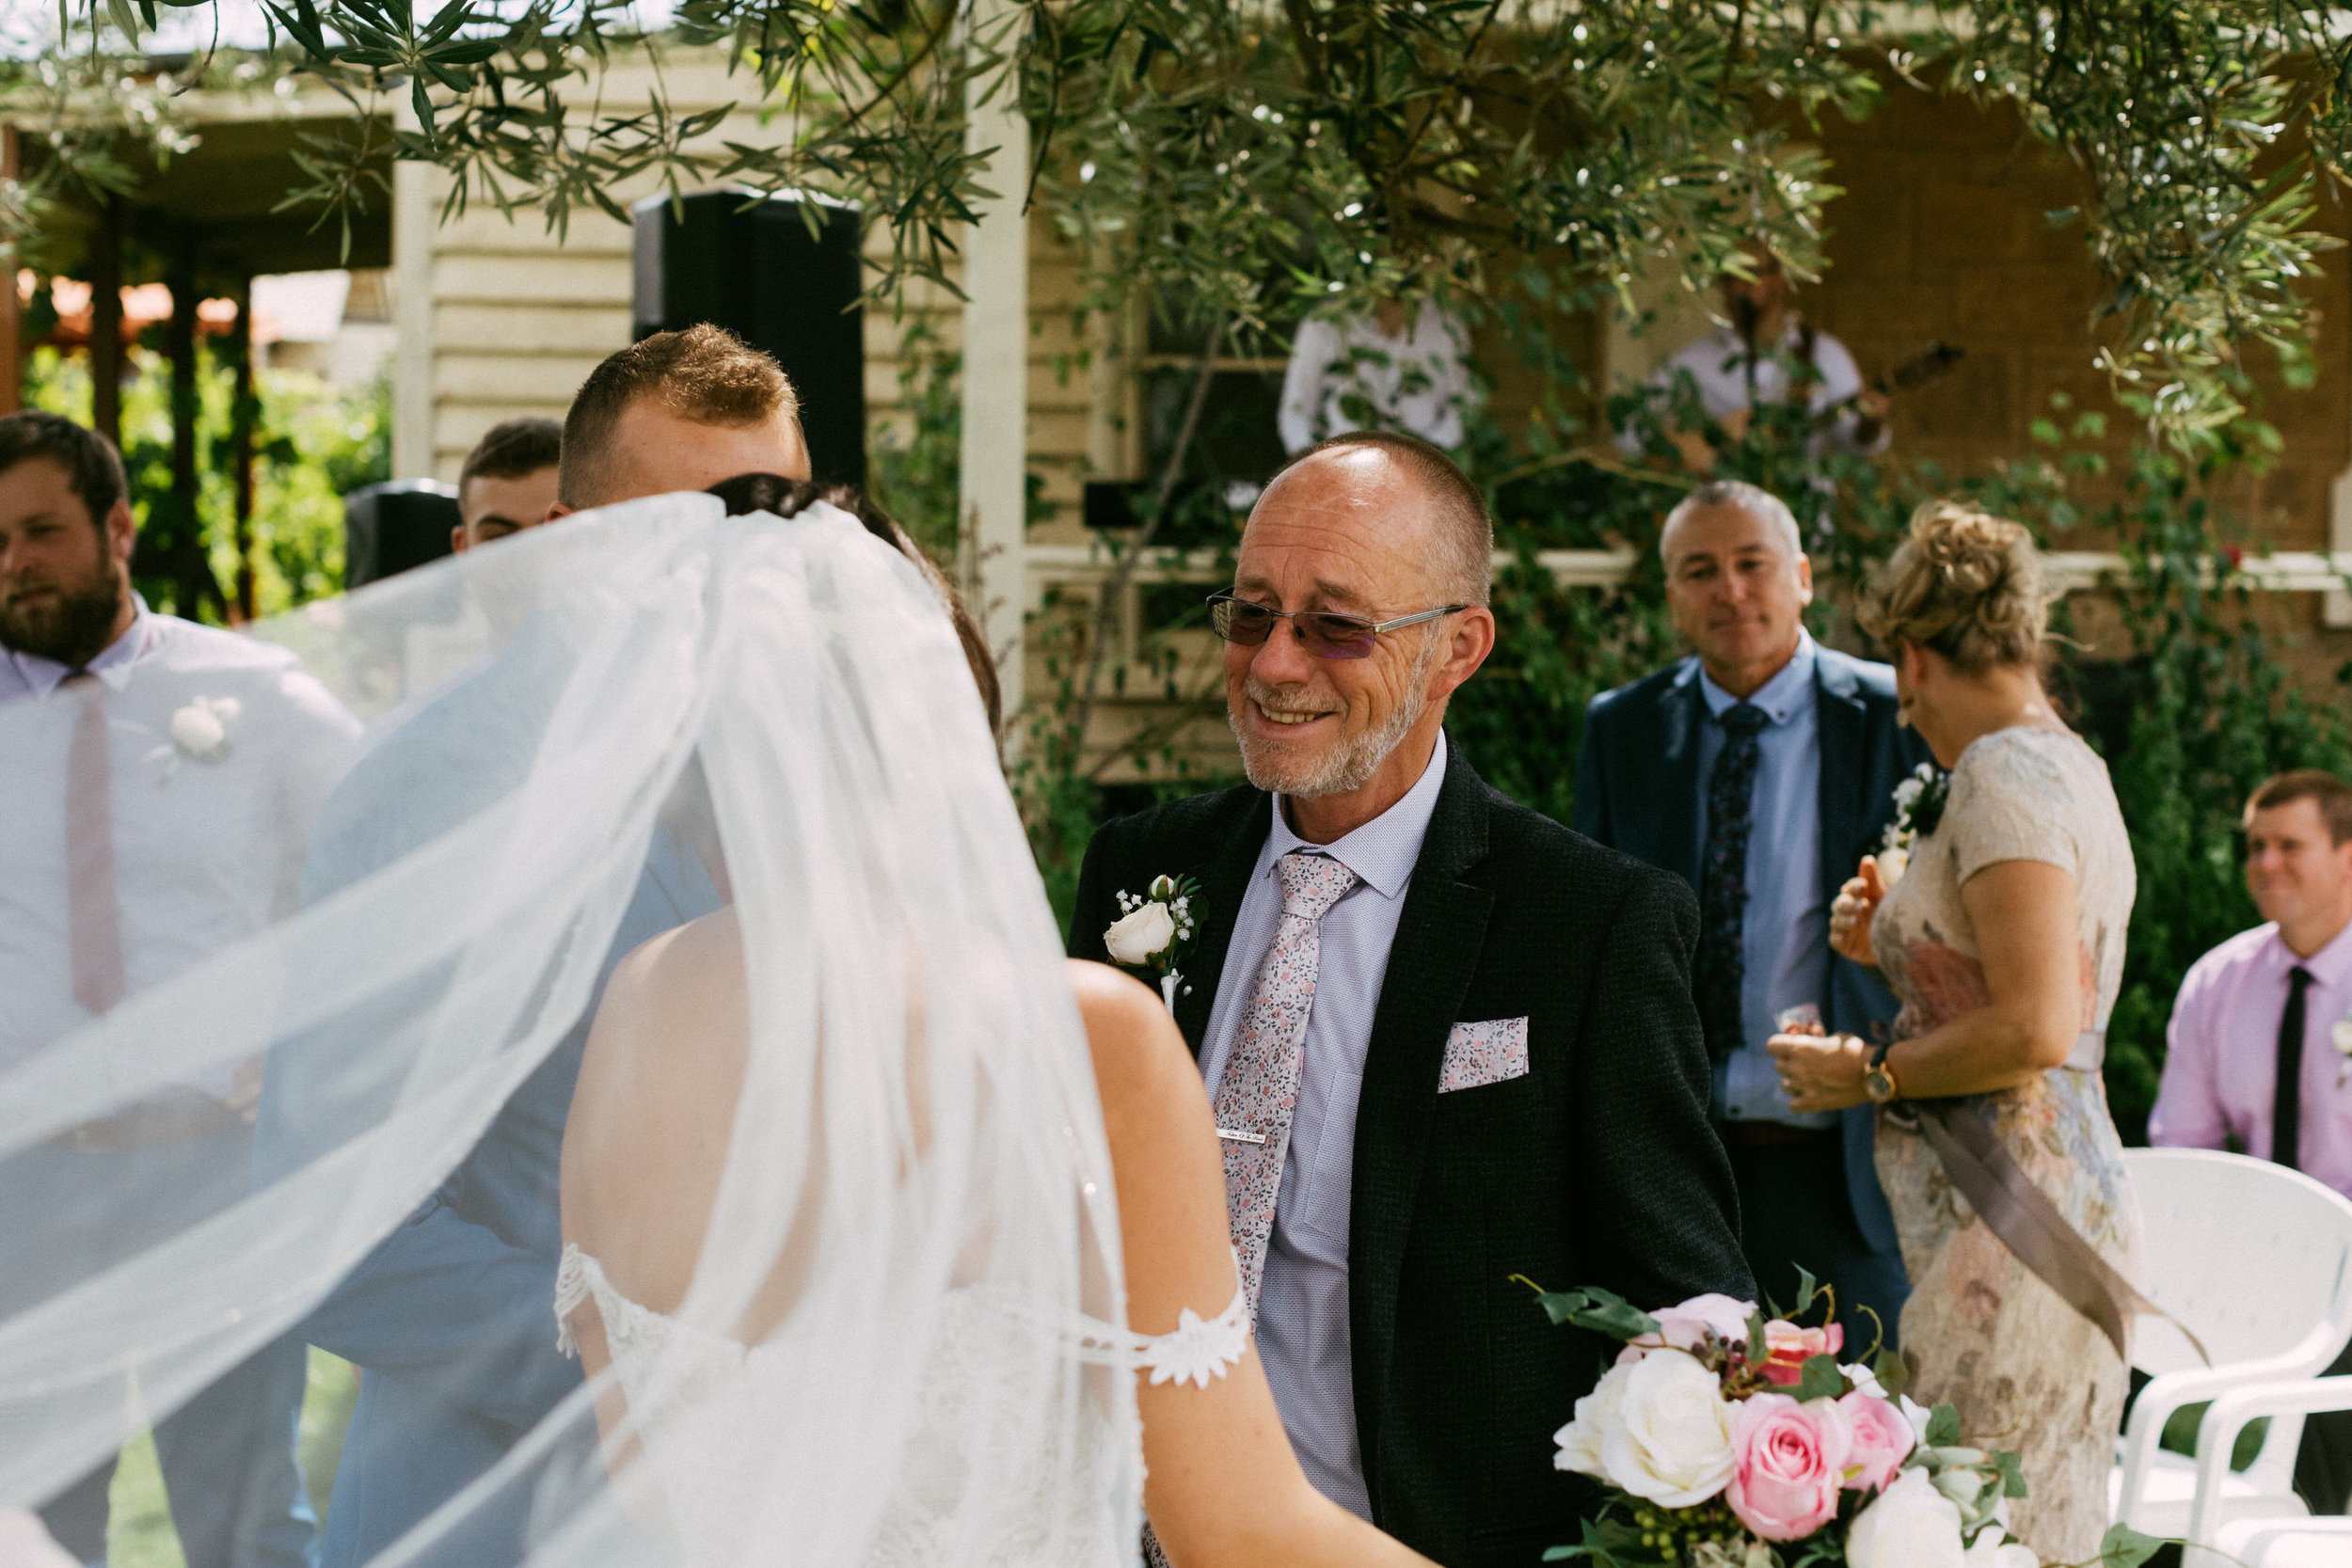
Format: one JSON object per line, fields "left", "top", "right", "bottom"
{"left": 557, "top": 1243, "right": 1248, "bottom": 1566}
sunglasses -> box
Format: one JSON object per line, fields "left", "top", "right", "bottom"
{"left": 1206, "top": 591, "right": 1466, "bottom": 661}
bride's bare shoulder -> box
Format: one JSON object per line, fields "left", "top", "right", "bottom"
{"left": 576, "top": 908, "right": 748, "bottom": 1108}
{"left": 1063, "top": 958, "right": 1201, "bottom": 1121}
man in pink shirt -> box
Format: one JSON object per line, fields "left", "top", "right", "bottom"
{"left": 2153, "top": 768, "right": 2352, "bottom": 1513}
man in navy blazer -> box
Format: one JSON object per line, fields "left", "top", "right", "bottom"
{"left": 1573, "top": 480, "right": 1926, "bottom": 1350}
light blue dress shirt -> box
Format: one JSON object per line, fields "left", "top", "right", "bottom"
{"left": 1197, "top": 731, "right": 1449, "bottom": 1519}
{"left": 1696, "top": 633, "right": 1836, "bottom": 1129}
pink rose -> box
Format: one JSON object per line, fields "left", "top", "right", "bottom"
{"left": 1726, "top": 1393, "right": 1852, "bottom": 1542}
{"left": 1622, "top": 1292, "right": 1757, "bottom": 1361}
{"left": 1759, "top": 1320, "right": 1844, "bottom": 1386}
{"left": 1837, "top": 1388, "right": 1916, "bottom": 1494}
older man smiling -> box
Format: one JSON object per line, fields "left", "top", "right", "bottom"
{"left": 1070, "top": 430, "right": 1750, "bottom": 1568}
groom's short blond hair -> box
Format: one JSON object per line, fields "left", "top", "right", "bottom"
{"left": 560, "top": 325, "right": 802, "bottom": 507}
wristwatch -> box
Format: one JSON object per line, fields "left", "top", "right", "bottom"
{"left": 1863, "top": 1041, "right": 1902, "bottom": 1105}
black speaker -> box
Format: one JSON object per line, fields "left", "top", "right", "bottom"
{"left": 631, "top": 189, "right": 867, "bottom": 487}
{"left": 344, "top": 480, "right": 460, "bottom": 588}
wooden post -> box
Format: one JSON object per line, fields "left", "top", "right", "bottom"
{"left": 958, "top": 0, "right": 1030, "bottom": 733}
{"left": 154, "top": 236, "right": 223, "bottom": 620}
{"left": 89, "top": 198, "right": 124, "bottom": 446}
{"left": 228, "top": 274, "right": 257, "bottom": 623}
{"left": 0, "top": 124, "right": 19, "bottom": 416}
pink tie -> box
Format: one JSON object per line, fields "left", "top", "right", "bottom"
{"left": 64, "top": 673, "right": 126, "bottom": 1015}
{"left": 1213, "top": 850, "right": 1359, "bottom": 1317}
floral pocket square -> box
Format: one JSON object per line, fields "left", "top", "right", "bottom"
{"left": 1438, "top": 1017, "right": 1530, "bottom": 1093}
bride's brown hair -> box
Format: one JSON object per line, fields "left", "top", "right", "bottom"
{"left": 1856, "top": 500, "right": 2048, "bottom": 673}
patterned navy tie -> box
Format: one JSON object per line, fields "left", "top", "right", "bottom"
{"left": 1696, "top": 702, "right": 1770, "bottom": 1062}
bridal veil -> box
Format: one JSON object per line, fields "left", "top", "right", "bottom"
{"left": 0, "top": 493, "right": 1139, "bottom": 1564}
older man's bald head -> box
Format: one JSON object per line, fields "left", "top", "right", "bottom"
{"left": 1258, "top": 431, "right": 1492, "bottom": 608}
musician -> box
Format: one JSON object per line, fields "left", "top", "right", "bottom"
{"left": 1620, "top": 249, "right": 1890, "bottom": 471}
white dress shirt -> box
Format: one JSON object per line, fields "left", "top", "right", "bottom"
{"left": 1198, "top": 732, "right": 1449, "bottom": 1517}
{"left": 0, "top": 600, "right": 360, "bottom": 1089}
{"left": 1277, "top": 305, "right": 1478, "bottom": 453}
{"left": 1618, "top": 321, "right": 1889, "bottom": 459}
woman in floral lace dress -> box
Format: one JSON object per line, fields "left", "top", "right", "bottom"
{"left": 1772, "top": 502, "right": 2140, "bottom": 1561}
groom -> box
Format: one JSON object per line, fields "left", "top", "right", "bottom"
{"left": 277, "top": 325, "right": 810, "bottom": 1568}
{"left": 1070, "top": 432, "right": 1751, "bottom": 1567}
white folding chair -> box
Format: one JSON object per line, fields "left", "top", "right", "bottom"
{"left": 2109, "top": 1148, "right": 2352, "bottom": 1539}
{"left": 2186, "top": 1377, "right": 2352, "bottom": 1567}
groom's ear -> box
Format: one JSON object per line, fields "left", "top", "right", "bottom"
{"left": 545, "top": 501, "right": 574, "bottom": 522}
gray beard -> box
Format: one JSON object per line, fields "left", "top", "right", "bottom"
{"left": 1231, "top": 632, "right": 1440, "bottom": 801}
{"left": 0, "top": 567, "right": 125, "bottom": 669}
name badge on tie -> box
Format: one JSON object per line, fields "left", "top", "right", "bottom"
{"left": 1216, "top": 1127, "right": 1267, "bottom": 1145}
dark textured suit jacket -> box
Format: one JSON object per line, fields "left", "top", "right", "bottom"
{"left": 1570, "top": 645, "right": 1931, "bottom": 1256}
{"left": 1069, "top": 736, "right": 1753, "bottom": 1568}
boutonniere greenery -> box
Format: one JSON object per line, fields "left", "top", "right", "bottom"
{"left": 1875, "top": 763, "right": 1950, "bottom": 888}
{"left": 1105, "top": 874, "right": 1199, "bottom": 1013}
{"left": 167, "top": 696, "right": 241, "bottom": 766}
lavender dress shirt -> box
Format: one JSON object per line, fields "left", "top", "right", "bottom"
{"left": 2151, "top": 918, "right": 2352, "bottom": 1200}
{"left": 1197, "top": 731, "right": 1449, "bottom": 1519}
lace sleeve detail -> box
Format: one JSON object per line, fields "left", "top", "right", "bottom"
{"left": 1131, "top": 1280, "right": 1249, "bottom": 1389}
{"left": 553, "top": 1243, "right": 590, "bottom": 1357}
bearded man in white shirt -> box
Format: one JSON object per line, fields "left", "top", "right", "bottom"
{"left": 0, "top": 411, "right": 359, "bottom": 1568}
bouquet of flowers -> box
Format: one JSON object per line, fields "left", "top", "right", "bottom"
{"left": 1531, "top": 1276, "right": 2146, "bottom": 1568}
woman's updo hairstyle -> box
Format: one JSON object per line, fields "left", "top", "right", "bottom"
{"left": 1856, "top": 500, "right": 2048, "bottom": 673}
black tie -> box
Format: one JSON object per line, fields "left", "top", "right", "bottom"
{"left": 2276, "top": 965, "right": 2316, "bottom": 1172}
{"left": 1696, "top": 703, "right": 1771, "bottom": 1063}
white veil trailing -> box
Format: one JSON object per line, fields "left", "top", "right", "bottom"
{"left": 0, "top": 492, "right": 1139, "bottom": 1566}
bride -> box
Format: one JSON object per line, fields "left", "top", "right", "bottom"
{"left": 0, "top": 479, "right": 1434, "bottom": 1568}
{"left": 556, "top": 480, "right": 1433, "bottom": 1566}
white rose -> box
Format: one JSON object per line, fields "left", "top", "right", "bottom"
{"left": 1598, "top": 1348, "right": 1736, "bottom": 1507}
{"left": 1963, "top": 1528, "right": 2039, "bottom": 1568}
{"left": 1848, "top": 1468, "right": 1965, "bottom": 1568}
{"left": 1104, "top": 901, "right": 1176, "bottom": 965}
{"left": 1876, "top": 846, "right": 1909, "bottom": 887}
{"left": 169, "top": 700, "right": 228, "bottom": 758}
{"left": 1553, "top": 1360, "right": 1633, "bottom": 1480}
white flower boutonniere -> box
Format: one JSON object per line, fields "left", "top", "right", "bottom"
{"left": 168, "top": 696, "right": 241, "bottom": 765}
{"left": 2331, "top": 1014, "right": 2352, "bottom": 1087}
{"left": 1105, "top": 873, "right": 1200, "bottom": 1015}
{"left": 1875, "top": 763, "right": 1950, "bottom": 888}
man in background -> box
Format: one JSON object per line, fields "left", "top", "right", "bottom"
{"left": 449, "top": 418, "right": 563, "bottom": 553}
{"left": 2153, "top": 768, "right": 2352, "bottom": 1513}
{"left": 1575, "top": 479, "right": 1923, "bottom": 1350}
{"left": 1620, "top": 250, "right": 1889, "bottom": 473}
{"left": 286, "top": 325, "right": 808, "bottom": 1568}
{"left": 0, "top": 410, "right": 358, "bottom": 1568}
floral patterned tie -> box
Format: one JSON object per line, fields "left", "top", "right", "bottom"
{"left": 1696, "top": 702, "right": 1769, "bottom": 1062}
{"left": 1214, "top": 850, "right": 1359, "bottom": 1317}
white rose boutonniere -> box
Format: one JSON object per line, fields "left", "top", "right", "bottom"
{"left": 2331, "top": 1013, "right": 2352, "bottom": 1087}
{"left": 168, "top": 696, "right": 241, "bottom": 765}
{"left": 1104, "top": 874, "right": 1199, "bottom": 1015}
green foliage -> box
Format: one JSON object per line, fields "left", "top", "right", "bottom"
{"left": 867, "top": 320, "right": 962, "bottom": 562}
{"left": 34, "top": 1, "right": 2352, "bottom": 449}
{"left": 25, "top": 343, "right": 388, "bottom": 618}
{"left": 2094, "top": 1522, "right": 2166, "bottom": 1568}
{"left": 2090, "top": 442, "right": 2352, "bottom": 1138}
{"left": 1519, "top": 1276, "right": 1662, "bottom": 1340}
